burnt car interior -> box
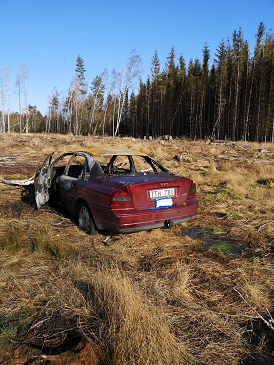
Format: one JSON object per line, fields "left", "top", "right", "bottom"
{"left": 49, "top": 154, "right": 90, "bottom": 181}
{"left": 37, "top": 152, "right": 171, "bottom": 206}
{"left": 100, "top": 155, "right": 169, "bottom": 176}
{"left": 42, "top": 153, "right": 169, "bottom": 184}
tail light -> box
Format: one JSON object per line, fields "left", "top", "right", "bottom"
{"left": 187, "top": 182, "right": 196, "bottom": 200}
{"left": 109, "top": 186, "right": 133, "bottom": 209}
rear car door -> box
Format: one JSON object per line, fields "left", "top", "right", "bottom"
{"left": 59, "top": 154, "right": 88, "bottom": 213}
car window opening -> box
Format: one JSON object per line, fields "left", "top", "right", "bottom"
{"left": 99, "top": 155, "right": 168, "bottom": 177}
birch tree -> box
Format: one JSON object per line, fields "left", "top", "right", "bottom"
{"left": 6, "top": 63, "right": 10, "bottom": 133}
{"left": 64, "top": 80, "right": 76, "bottom": 134}
{"left": 0, "top": 68, "right": 4, "bottom": 133}
{"left": 114, "top": 50, "right": 142, "bottom": 136}
{"left": 51, "top": 88, "right": 60, "bottom": 133}
{"left": 88, "top": 70, "right": 107, "bottom": 135}
{"left": 102, "top": 69, "right": 116, "bottom": 135}
{"left": 14, "top": 74, "right": 22, "bottom": 132}
{"left": 21, "top": 64, "right": 29, "bottom": 133}
{"left": 46, "top": 96, "right": 51, "bottom": 133}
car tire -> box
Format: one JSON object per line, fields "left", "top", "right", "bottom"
{"left": 78, "top": 201, "right": 96, "bottom": 235}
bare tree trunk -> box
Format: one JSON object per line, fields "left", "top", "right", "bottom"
{"left": 0, "top": 68, "right": 4, "bottom": 133}
{"left": 112, "top": 86, "right": 119, "bottom": 137}
{"left": 272, "top": 111, "right": 274, "bottom": 143}
{"left": 114, "top": 51, "right": 141, "bottom": 136}
{"left": 217, "top": 78, "right": 223, "bottom": 140}
{"left": 23, "top": 65, "right": 28, "bottom": 133}
{"left": 15, "top": 74, "right": 22, "bottom": 133}
{"left": 46, "top": 98, "right": 50, "bottom": 132}
{"left": 232, "top": 60, "right": 240, "bottom": 141}
{"left": 6, "top": 63, "right": 10, "bottom": 134}
{"left": 75, "top": 77, "right": 78, "bottom": 135}
{"left": 102, "top": 102, "right": 109, "bottom": 136}
{"left": 244, "top": 63, "right": 254, "bottom": 141}
{"left": 47, "top": 96, "right": 52, "bottom": 133}
{"left": 67, "top": 80, "right": 75, "bottom": 134}
{"left": 256, "top": 80, "right": 262, "bottom": 141}
{"left": 189, "top": 91, "right": 193, "bottom": 139}
{"left": 115, "top": 57, "right": 131, "bottom": 135}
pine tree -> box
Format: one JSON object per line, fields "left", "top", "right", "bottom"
{"left": 121, "top": 89, "right": 129, "bottom": 135}
{"left": 214, "top": 39, "right": 228, "bottom": 139}
{"left": 51, "top": 89, "right": 60, "bottom": 133}
{"left": 176, "top": 54, "right": 187, "bottom": 136}
{"left": 150, "top": 49, "right": 161, "bottom": 136}
{"left": 75, "top": 54, "right": 86, "bottom": 135}
{"left": 165, "top": 46, "right": 177, "bottom": 135}
{"left": 129, "top": 92, "right": 136, "bottom": 136}
{"left": 263, "top": 30, "right": 274, "bottom": 141}
{"left": 231, "top": 28, "right": 245, "bottom": 141}
{"left": 253, "top": 22, "right": 266, "bottom": 141}
{"left": 200, "top": 44, "right": 210, "bottom": 137}
{"left": 88, "top": 74, "right": 106, "bottom": 135}
{"left": 187, "top": 58, "right": 195, "bottom": 138}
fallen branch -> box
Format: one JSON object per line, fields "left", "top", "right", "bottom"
{"left": 50, "top": 220, "right": 64, "bottom": 226}
{"left": 225, "top": 218, "right": 252, "bottom": 231}
{"left": 156, "top": 153, "right": 166, "bottom": 161}
{"left": 257, "top": 220, "right": 274, "bottom": 232}
{"left": 115, "top": 159, "right": 128, "bottom": 167}
{"left": 1, "top": 175, "right": 35, "bottom": 187}
{"left": 226, "top": 217, "right": 274, "bottom": 233}
{"left": 233, "top": 287, "right": 274, "bottom": 330}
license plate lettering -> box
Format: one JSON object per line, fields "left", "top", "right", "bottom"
{"left": 149, "top": 188, "right": 175, "bottom": 199}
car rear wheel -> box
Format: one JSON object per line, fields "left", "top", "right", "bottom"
{"left": 78, "top": 202, "right": 96, "bottom": 235}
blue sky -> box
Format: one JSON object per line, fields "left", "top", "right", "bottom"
{"left": 1, "top": 0, "right": 273, "bottom": 115}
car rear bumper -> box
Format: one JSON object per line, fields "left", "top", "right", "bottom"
{"left": 93, "top": 199, "right": 198, "bottom": 233}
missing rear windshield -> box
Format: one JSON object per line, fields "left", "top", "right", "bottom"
{"left": 96, "top": 155, "right": 168, "bottom": 176}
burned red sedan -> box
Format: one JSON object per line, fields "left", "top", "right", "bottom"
{"left": 34, "top": 149, "right": 198, "bottom": 234}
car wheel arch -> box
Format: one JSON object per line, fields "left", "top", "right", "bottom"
{"left": 77, "top": 199, "right": 97, "bottom": 235}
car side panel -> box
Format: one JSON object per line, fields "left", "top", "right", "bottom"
{"left": 71, "top": 177, "right": 124, "bottom": 216}
{"left": 71, "top": 174, "right": 198, "bottom": 233}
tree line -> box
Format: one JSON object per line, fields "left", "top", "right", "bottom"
{"left": 0, "top": 64, "right": 35, "bottom": 133}
{"left": 1, "top": 22, "right": 274, "bottom": 142}
{"left": 133, "top": 22, "right": 274, "bottom": 142}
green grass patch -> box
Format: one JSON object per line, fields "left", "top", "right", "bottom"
{"left": 215, "top": 188, "right": 227, "bottom": 199}
{"left": 0, "top": 324, "right": 16, "bottom": 352}
{"left": 199, "top": 170, "right": 210, "bottom": 177}
{"left": 227, "top": 211, "right": 240, "bottom": 220}
{"left": 211, "top": 228, "right": 221, "bottom": 234}
{"left": 201, "top": 187, "right": 228, "bottom": 205}
{"left": 1, "top": 225, "right": 80, "bottom": 262}
{"left": 0, "top": 227, "right": 28, "bottom": 252}
{"left": 0, "top": 307, "right": 34, "bottom": 352}
{"left": 210, "top": 242, "right": 234, "bottom": 255}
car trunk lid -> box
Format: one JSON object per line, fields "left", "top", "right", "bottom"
{"left": 108, "top": 174, "right": 192, "bottom": 211}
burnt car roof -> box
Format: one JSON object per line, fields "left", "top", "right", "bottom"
{"left": 74, "top": 149, "right": 146, "bottom": 157}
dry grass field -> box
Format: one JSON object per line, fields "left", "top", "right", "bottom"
{"left": 0, "top": 133, "right": 274, "bottom": 364}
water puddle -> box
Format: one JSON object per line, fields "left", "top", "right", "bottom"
{"left": 182, "top": 228, "right": 245, "bottom": 255}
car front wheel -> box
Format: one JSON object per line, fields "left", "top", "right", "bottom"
{"left": 78, "top": 202, "right": 96, "bottom": 235}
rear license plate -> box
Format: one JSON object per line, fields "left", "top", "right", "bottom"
{"left": 149, "top": 188, "right": 175, "bottom": 199}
